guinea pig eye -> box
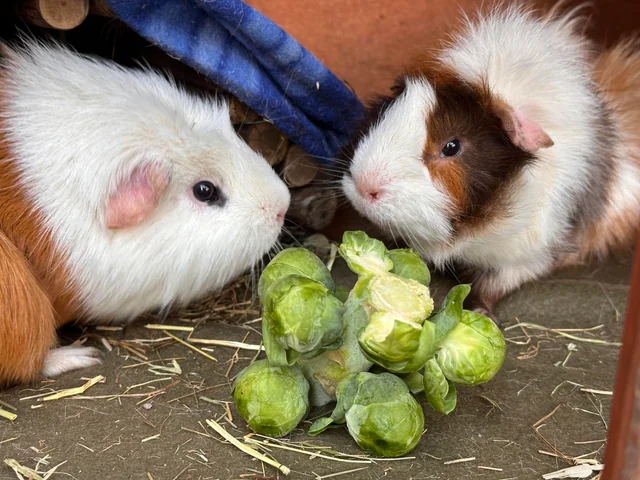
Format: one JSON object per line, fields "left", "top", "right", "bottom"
{"left": 192, "top": 181, "right": 223, "bottom": 206}
{"left": 440, "top": 139, "right": 461, "bottom": 158}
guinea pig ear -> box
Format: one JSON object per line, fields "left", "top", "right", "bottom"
{"left": 494, "top": 102, "right": 554, "bottom": 153}
{"left": 106, "top": 163, "right": 170, "bottom": 230}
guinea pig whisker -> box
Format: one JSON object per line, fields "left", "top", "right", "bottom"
{"left": 319, "top": 176, "right": 346, "bottom": 183}
{"left": 385, "top": 221, "right": 399, "bottom": 246}
{"left": 317, "top": 163, "right": 348, "bottom": 172}
{"left": 280, "top": 225, "right": 303, "bottom": 247}
{"left": 305, "top": 154, "right": 345, "bottom": 164}
{"left": 316, "top": 172, "right": 347, "bottom": 181}
{"left": 335, "top": 198, "right": 353, "bottom": 210}
{"left": 249, "top": 266, "right": 259, "bottom": 304}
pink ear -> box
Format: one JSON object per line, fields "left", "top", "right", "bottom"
{"left": 496, "top": 104, "right": 554, "bottom": 153}
{"left": 106, "top": 164, "right": 170, "bottom": 229}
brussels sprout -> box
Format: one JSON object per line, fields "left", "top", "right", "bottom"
{"left": 298, "top": 280, "right": 374, "bottom": 406}
{"left": 389, "top": 249, "right": 431, "bottom": 286}
{"left": 435, "top": 310, "right": 506, "bottom": 386}
{"left": 360, "top": 312, "right": 422, "bottom": 363}
{"left": 367, "top": 275, "right": 434, "bottom": 322}
{"left": 232, "top": 360, "right": 310, "bottom": 437}
{"left": 359, "top": 318, "right": 436, "bottom": 373}
{"left": 258, "top": 248, "right": 335, "bottom": 299}
{"left": 262, "top": 275, "right": 345, "bottom": 365}
{"left": 423, "top": 358, "right": 457, "bottom": 414}
{"left": 355, "top": 268, "right": 435, "bottom": 374}
{"left": 309, "top": 372, "right": 424, "bottom": 457}
{"left": 339, "top": 231, "right": 393, "bottom": 277}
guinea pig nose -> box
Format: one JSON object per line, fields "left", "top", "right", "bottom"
{"left": 366, "top": 189, "right": 383, "bottom": 201}
{"left": 276, "top": 208, "right": 286, "bottom": 223}
{"left": 354, "top": 175, "right": 385, "bottom": 203}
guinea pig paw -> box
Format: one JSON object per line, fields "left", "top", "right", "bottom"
{"left": 42, "top": 346, "right": 103, "bottom": 378}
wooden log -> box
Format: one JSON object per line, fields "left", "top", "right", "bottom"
{"left": 16, "top": 0, "right": 90, "bottom": 30}
{"left": 601, "top": 234, "right": 640, "bottom": 479}
{"left": 282, "top": 145, "right": 319, "bottom": 187}
{"left": 240, "top": 122, "right": 289, "bottom": 166}
{"left": 287, "top": 185, "right": 338, "bottom": 232}
{"left": 88, "top": 0, "right": 115, "bottom": 17}
{"left": 229, "top": 97, "right": 261, "bottom": 126}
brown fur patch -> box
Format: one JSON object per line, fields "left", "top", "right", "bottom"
{"left": 0, "top": 229, "right": 57, "bottom": 386}
{"left": 0, "top": 137, "right": 79, "bottom": 326}
{"left": 411, "top": 66, "right": 536, "bottom": 233}
{"left": 425, "top": 158, "right": 467, "bottom": 211}
{"left": 0, "top": 81, "right": 80, "bottom": 384}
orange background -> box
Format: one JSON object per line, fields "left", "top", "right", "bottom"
{"left": 246, "top": 0, "right": 640, "bottom": 102}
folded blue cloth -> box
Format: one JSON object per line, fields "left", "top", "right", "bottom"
{"left": 105, "top": 0, "right": 365, "bottom": 163}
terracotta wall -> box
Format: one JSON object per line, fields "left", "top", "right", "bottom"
{"left": 246, "top": 0, "right": 640, "bottom": 102}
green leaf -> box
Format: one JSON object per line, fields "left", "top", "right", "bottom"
{"left": 389, "top": 249, "right": 431, "bottom": 286}
{"left": 262, "top": 318, "right": 295, "bottom": 366}
{"left": 423, "top": 358, "right": 457, "bottom": 415}
{"left": 430, "top": 284, "right": 471, "bottom": 343}
{"left": 330, "top": 373, "right": 361, "bottom": 421}
{"left": 400, "top": 371, "right": 425, "bottom": 394}
{"left": 339, "top": 231, "right": 393, "bottom": 277}
{"left": 335, "top": 286, "right": 351, "bottom": 303}
{"left": 308, "top": 417, "right": 335, "bottom": 436}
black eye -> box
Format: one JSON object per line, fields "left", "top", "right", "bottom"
{"left": 441, "top": 139, "right": 461, "bottom": 158}
{"left": 193, "top": 181, "right": 222, "bottom": 205}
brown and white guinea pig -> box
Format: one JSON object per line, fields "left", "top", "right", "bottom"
{"left": 0, "top": 38, "right": 290, "bottom": 386}
{"left": 343, "top": 4, "right": 640, "bottom": 322}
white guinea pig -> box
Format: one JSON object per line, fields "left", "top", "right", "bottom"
{"left": 0, "top": 38, "right": 290, "bottom": 385}
{"left": 343, "top": 4, "right": 640, "bottom": 322}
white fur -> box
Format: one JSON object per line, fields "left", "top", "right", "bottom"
{"left": 42, "top": 346, "right": 102, "bottom": 377}
{"left": 343, "top": 79, "right": 453, "bottom": 244}
{"left": 344, "top": 5, "right": 629, "bottom": 296}
{"left": 1, "top": 39, "right": 290, "bottom": 322}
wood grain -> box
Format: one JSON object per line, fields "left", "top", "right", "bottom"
{"left": 602, "top": 234, "right": 640, "bottom": 479}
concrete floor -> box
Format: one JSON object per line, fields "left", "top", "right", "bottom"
{"left": 0, "top": 254, "right": 628, "bottom": 480}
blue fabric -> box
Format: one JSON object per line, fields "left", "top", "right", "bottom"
{"left": 105, "top": 0, "right": 365, "bottom": 163}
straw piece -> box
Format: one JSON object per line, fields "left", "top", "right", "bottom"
{"left": 145, "top": 324, "right": 194, "bottom": 332}
{"left": 206, "top": 419, "right": 290, "bottom": 475}
{"left": 41, "top": 375, "right": 104, "bottom": 401}
{"left": 187, "top": 338, "right": 263, "bottom": 351}
{"left": 0, "top": 407, "right": 17, "bottom": 422}
{"left": 243, "top": 436, "right": 370, "bottom": 464}
{"left": 580, "top": 388, "right": 613, "bottom": 396}
{"left": 4, "top": 459, "right": 44, "bottom": 480}
{"left": 542, "top": 464, "right": 604, "bottom": 479}
{"left": 163, "top": 331, "right": 218, "bottom": 362}
{"left": 504, "top": 322, "right": 621, "bottom": 346}
{"left": 444, "top": 457, "right": 476, "bottom": 465}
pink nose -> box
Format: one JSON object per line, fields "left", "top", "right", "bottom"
{"left": 354, "top": 175, "right": 385, "bottom": 203}
{"left": 276, "top": 208, "right": 286, "bottom": 223}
